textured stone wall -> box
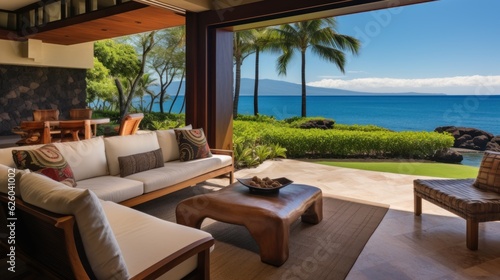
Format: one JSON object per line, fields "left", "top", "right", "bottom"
{"left": 0, "top": 65, "right": 87, "bottom": 135}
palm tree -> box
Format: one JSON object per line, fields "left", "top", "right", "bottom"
{"left": 233, "top": 30, "right": 254, "bottom": 119}
{"left": 250, "top": 28, "right": 281, "bottom": 116}
{"left": 273, "top": 18, "right": 360, "bottom": 117}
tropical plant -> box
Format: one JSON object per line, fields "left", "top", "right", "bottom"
{"left": 272, "top": 18, "right": 360, "bottom": 117}
{"left": 134, "top": 73, "right": 158, "bottom": 112}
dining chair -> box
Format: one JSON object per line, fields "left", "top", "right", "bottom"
{"left": 32, "top": 109, "right": 60, "bottom": 121}
{"left": 69, "top": 108, "right": 93, "bottom": 120}
{"left": 57, "top": 120, "right": 92, "bottom": 142}
{"left": 19, "top": 121, "right": 52, "bottom": 145}
{"left": 118, "top": 113, "right": 144, "bottom": 136}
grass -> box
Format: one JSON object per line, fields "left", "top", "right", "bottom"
{"left": 316, "top": 161, "right": 479, "bottom": 179}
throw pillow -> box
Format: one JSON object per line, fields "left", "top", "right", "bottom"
{"left": 118, "top": 148, "right": 164, "bottom": 177}
{"left": 474, "top": 150, "right": 500, "bottom": 192}
{"left": 12, "top": 144, "right": 77, "bottom": 187}
{"left": 175, "top": 128, "right": 212, "bottom": 162}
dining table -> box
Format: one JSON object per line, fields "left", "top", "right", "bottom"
{"left": 12, "top": 118, "right": 111, "bottom": 145}
{"left": 47, "top": 118, "right": 111, "bottom": 136}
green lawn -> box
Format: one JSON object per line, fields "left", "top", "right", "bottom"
{"left": 316, "top": 161, "right": 479, "bottom": 179}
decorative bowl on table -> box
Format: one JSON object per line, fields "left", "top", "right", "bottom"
{"left": 237, "top": 176, "right": 293, "bottom": 194}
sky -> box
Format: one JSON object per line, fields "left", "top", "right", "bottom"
{"left": 238, "top": 0, "right": 500, "bottom": 95}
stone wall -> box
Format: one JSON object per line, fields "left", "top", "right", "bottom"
{"left": 0, "top": 65, "right": 87, "bottom": 135}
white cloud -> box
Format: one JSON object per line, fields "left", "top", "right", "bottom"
{"left": 306, "top": 75, "right": 500, "bottom": 94}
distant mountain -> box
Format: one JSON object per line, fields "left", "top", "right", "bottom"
{"left": 152, "top": 78, "right": 445, "bottom": 96}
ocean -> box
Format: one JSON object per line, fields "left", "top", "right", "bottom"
{"left": 151, "top": 94, "right": 500, "bottom": 167}
{"left": 154, "top": 95, "right": 500, "bottom": 136}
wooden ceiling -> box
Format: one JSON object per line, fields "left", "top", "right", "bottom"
{"left": 1, "top": 3, "right": 185, "bottom": 45}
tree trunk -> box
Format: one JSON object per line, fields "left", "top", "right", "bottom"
{"left": 253, "top": 48, "right": 260, "bottom": 116}
{"left": 233, "top": 57, "right": 242, "bottom": 119}
{"left": 169, "top": 70, "right": 185, "bottom": 114}
{"left": 301, "top": 49, "right": 307, "bottom": 117}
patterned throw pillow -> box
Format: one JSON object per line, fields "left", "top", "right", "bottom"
{"left": 118, "top": 148, "right": 164, "bottom": 177}
{"left": 474, "top": 150, "right": 500, "bottom": 192}
{"left": 175, "top": 128, "right": 212, "bottom": 162}
{"left": 12, "top": 144, "right": 77, "bottom": 187}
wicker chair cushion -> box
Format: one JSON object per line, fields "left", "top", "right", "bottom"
{"left": 414, "top": 179, "right": 500, "bottom": 216}
{"left": 474, "top": 151, "right": 500, "bottom": 193}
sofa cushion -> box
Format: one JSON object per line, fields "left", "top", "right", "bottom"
{"left": 19, "top": 172, "right": 129, "bottom": 279}
{"left": 0, "top": 144, "right": 43, "bottom": 167}
{"left": 118, "top": 148, "right": 164, "bottom": 177}
{"left": 101, "top": 200, "right": 212, "bottom": 279}
{"left": 76, "top": 176, "right": 144, "bottom": 203}
{"left": 155, "top": 125, "right": 192, "bottom": 162}
{"left": 53, "top": 137, "right": 108, "bottom": 181}
{"left": 104, "top": 132, "right": 160, "bottom": 176}
{"left": 474, "top": 151, "right": 500, "bottom": 192}
{"left": 126, "top": 154, "right": 232, "bottom": 193}
{"left": 175, "top": 128, "right": 212, "bottom": 162}
{"left": 12, "top": 144, "right": 76, "bottom": 187}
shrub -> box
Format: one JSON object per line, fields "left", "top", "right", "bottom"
{"left": 234, "top": 120, "right": 454, "bottom": 159}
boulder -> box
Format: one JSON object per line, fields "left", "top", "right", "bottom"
{"left": 486, "top": 141, "right": 500, "bottom": 152}
{"left": 434, "top": 126, "right": 496, "bottom": 151}
{"left": 432, "top": 149, "right": 463, "bottom": 164}
{"left": 299, "top": 119, "right": 335, "bottom": 129}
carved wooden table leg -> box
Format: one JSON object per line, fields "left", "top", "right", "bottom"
{"left": 175, "top": 183, "right": 323, "bottom": 266}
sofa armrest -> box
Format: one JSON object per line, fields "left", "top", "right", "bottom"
{"left": 0, "top": 194, "right": 94, "bottom": 279}
{"left": 210, "top": 148, "right": 234, "bottom": 157}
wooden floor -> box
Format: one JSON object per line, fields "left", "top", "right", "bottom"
{"left": 230, "top": 159, "right": 500, "bottom": 279}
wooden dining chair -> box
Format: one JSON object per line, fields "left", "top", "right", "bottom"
{"left": 33, "top": 109, "right": 60, "bottom": 121}
{"left": 57, "top": 120, "right": 92, "bottom": 142}
{"left": 118, "top": 113, "right": 144, "bottom": 136}
{"left": 19, "top": 121, "right": 52, "bottom": 145}
{"left": 69, "top": 108, "right": 93, "bottom": 120}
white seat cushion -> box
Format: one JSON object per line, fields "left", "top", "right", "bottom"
{"left": 76, "top": 176, "right": 144, "bottom": 203}
{"left": 126, "top": 154, "right": 232, "bottom": 193}
{"left": 101, "top": 200, "right": 212, "bottom": 279}
{"left": 104, "top": 132, "right": 160, "bottom": 176}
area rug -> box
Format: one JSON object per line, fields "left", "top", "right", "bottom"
{"left": 134, "top": 185, "right": 389, "bottom": 280}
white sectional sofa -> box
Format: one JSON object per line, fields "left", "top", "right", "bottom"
{"left": 0, "top": 128, "right": 234, "bottom": 279}
{"left": 0, "top": 129, "right": 234, "bottom": 206}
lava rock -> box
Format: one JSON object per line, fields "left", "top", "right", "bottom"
{"left": 434, "top": 126, "right": 495, "bottom": 151}
{"left": 299, "top": 119, "right": 335, "bottom": 129}
{"left": 432, "top": 149, "right": 463, "bottom": 164}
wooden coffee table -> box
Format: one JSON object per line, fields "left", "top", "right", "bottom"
{"left": 175, "top": 182, "right": 323, "bottom": 266}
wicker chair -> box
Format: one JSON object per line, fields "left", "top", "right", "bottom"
{"left": 414, "top": 150, "right": 500, "bottom": 250}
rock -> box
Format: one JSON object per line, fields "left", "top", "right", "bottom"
{"left": 486, "top": 141, "right": 500, "bottom": 152}
{"left": 434, "top": 126, "right": 496, "bottom": 151}
{"left": 299, "top": 119, "right": 335, "bottom": 129}
{"left": 473, "top": 135, "right": 490, "bottom": 150}
{"left": 455, "top": 134, "right": 472, "bottom": 147}
{"left": 432, "top": 149, "right": 463, "bottom": 164}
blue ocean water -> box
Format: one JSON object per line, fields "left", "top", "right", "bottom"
{"left": 156, "top": 95, "right": 500, "bottom": 135}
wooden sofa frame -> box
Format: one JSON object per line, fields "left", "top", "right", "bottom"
{"left": 0, "top": 194, "right": 214, "bottom": 280}
{"left": 119, "top": 148, "right": 234, "bottom": 207}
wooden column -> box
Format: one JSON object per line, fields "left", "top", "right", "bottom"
{"left": 186, "top": 12, "right": 233, "bottom": 150}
